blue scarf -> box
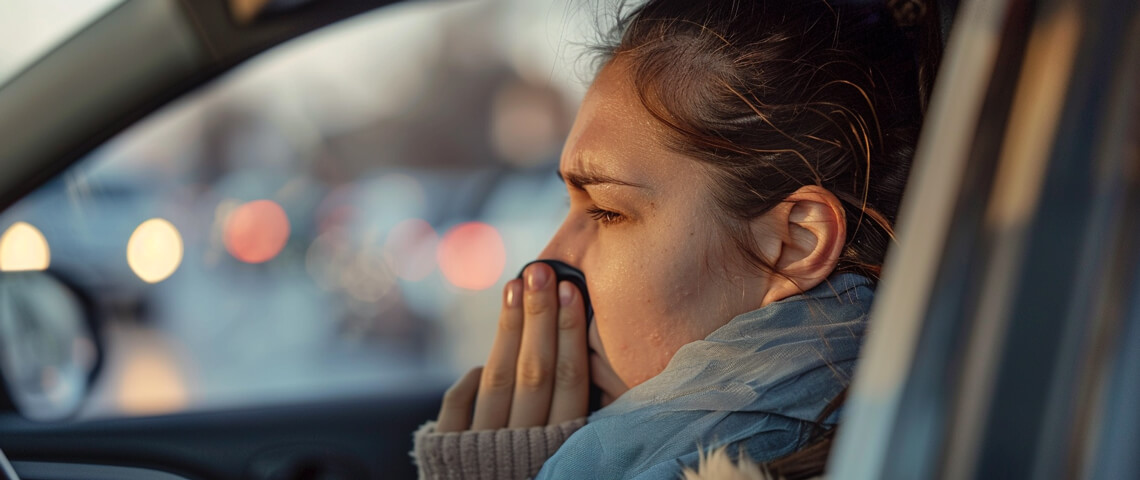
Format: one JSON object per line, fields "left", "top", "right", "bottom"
{"left": 535, "top": 273, "right": 873, "bottom": 479}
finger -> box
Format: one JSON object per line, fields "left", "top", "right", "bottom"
{"left": 436, "top": 367, "right": 482, "bottom": 432}
{"left": 547, "top": 281, "right": 589, "bottom": 424}
{"left": 507, "top": 263, "right": 558, "bottom": 428}
{"left": 590, "top": 349, "right": 630, "bottom": 403}
{"left": 471, "top": 280, "right": 524, "bottom": 430}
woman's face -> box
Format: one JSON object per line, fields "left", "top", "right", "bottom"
{"left": 539, "top": 59, "right": 770, "bottom": 397}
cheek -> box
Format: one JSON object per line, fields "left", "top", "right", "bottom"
{"left": 583, "top": 226, "right": 713, "bottom": 387}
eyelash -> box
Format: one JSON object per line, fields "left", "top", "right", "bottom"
{"left": 585, "top": 205, "right": 625, "bottom": 226}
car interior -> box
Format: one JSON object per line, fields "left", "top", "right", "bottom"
{"left": 0, "top": 0, "right": 1137, "bottom": 479}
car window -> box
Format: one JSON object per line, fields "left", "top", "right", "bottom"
{"left": 0, "top": 0, "right": 126, "bottom": 86}
{"left": 0, "top": 0, "right": 593, "bottom": 418}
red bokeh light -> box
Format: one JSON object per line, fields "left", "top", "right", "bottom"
{"left": 224, "top": 200, "right": 291, "bottom": 264}
{"left": 437, "top": 222, "right": 506, "bottom": 291}
{"left": 384, "top": 218, "right": 439, "bottom": 282}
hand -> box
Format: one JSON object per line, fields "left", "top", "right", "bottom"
{"left": 436, "top": 263, "right": 590, "bottom": 432}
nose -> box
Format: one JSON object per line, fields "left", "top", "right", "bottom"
{"left": 537, "top": 217, "right": 585, "bottom": 267}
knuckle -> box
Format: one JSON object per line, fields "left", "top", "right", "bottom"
{"left": 554, "top": 358, "right": 585, "bottom": 389}
{"left": 483, "top": 368, "right": 515, "bottom": 390}
{"left": 517, "top": 359, "right": 552, "bottom": 389}
{"left": 524, "top": 294, "right": 554, "bottom": 317}
{"left": 498, "top": 314, "right": 522, "bottom": 333}
{"left": 558, "top": 309, "right": 582, "bottom": 330}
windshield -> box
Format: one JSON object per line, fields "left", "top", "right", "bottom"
{"left": 0, "top": 0, "right": 594, "bottom": 419}
{"left": 0, "top": 0, "right": 125, "bottom": 86}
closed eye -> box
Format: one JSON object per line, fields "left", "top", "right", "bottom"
{"left": 585, "top": 205, "right": 625, "bottom": 226}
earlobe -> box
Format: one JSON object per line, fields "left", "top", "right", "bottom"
{"left": 758, "top": 186, "right": 846, "bottom": 304}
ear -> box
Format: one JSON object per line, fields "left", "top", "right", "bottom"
{"left": 756, "top": 185, "right": 846, "bottom": 305}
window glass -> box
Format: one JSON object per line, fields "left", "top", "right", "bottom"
{"left": 0, "top": 0, "right": 594, "bottom": 418}
{"left": 0, "top": 0, "right": 126, "bottom": 85}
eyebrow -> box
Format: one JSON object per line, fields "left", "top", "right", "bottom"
{"left": 556, "top": 169, "right": 647, "bottom": 190}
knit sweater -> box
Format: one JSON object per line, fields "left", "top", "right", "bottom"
{"left": 412, "top": 417, "right": 586, "bottom": 480}
{"left": 413, "top": 425, "right": 823, "bottom": 480}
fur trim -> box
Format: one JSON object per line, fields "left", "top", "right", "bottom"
{"left": 681, "top": 447, "right": 825, "bottom": 480}
{"left": 682, "top": 447, "right": 774, "bottom": 480}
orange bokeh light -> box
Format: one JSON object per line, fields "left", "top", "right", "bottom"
{"left": 224, "top": 200, "right": 291, "bottom": 264}
{"left": 437, "top": 222, "right": 506, "bottom": 291}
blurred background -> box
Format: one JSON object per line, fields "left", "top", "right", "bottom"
{"left": 0, "top": 0, "right": 599, "bottom": 418}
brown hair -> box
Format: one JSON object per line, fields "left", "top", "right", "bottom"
{"left": 594, "top": 0, "right": 942, "bottom": 282}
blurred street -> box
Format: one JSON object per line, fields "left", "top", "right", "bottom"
{"left": 0, "top": 0, "right": 597, "bottom": 418}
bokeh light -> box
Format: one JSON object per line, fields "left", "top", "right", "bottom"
{"left": 126, "top": 218, "right": 184, "bottom": 283}
{"left": 437, "top": 222, "right": 506, "bottom": 291}
{"left": 0, "top": 222, "right": 50, "bottom": 271}
{"left": 116, "top": 334, "right": 188, "bottom": 416}
{"left": 224, "top": 200, "right": 291, "bottom": 264}
{"left": 384, "top": 218, "right": 438, "bottom": 281}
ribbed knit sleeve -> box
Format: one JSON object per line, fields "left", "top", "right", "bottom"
{"left": 412, "top": 417, "right": 586, "bottom": 480}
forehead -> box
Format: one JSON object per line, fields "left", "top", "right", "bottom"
{"left": 559, "top": 59, "right": 697, "bottom": 185}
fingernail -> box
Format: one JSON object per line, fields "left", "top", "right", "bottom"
{"left": 559, "top": 281, "right": 575, "bottom": 305}
{"left": 526, "top": 265, "right": 550, "bottom": 291}
{"left": 506, "top": 280, "right": 521, "bottom": 307}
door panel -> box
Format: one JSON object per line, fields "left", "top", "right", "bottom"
{"left": 0, "top": 390, "right": 443, "bottom": 479}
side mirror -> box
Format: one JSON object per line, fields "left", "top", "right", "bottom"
{"left": 0, "top": 271, "right": 102, "bottom": 421}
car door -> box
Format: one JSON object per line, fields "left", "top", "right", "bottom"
{"left": 0, "top": 1, "right": 582, "bottom": 478}
{"left": 829, "top": 0, "right": 1140, "bottom": 478}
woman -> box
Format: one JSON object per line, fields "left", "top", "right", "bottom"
{"left": 414, "top": 0, "right": 941, "bottom": 478}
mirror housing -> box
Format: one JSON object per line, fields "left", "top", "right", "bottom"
{"left": 0, "top": 271, "right": 103, "bottom": 421}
